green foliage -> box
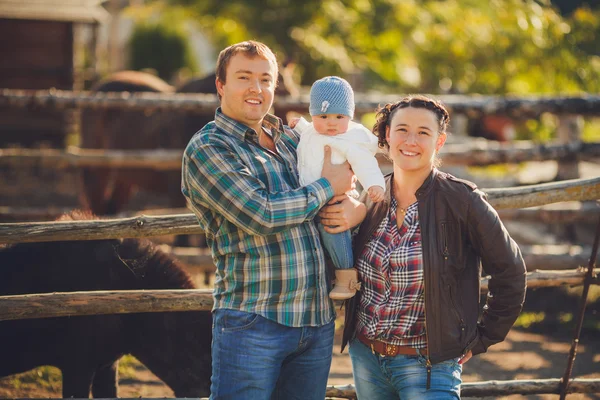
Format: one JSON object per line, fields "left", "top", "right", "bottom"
{"left": 514, "top": 311, "right": 547, "bottom": 328}
{"left": 4, "top": 366, "right": 61, "bottom": 392}
{"left": 165, "top": 0, "right": 599, "bottom": 96}
{"left": 129, "top": 10, "right": 198, "bottom": 82}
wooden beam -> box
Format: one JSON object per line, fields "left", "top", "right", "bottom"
{"left": 1, "top": 89, "right": 600, "bottom": 118}
{"left": 0, "top": 269, "right": 596, "bottom": 321}
{"left": 0, "top": 178, "right": 598, "bottom": 244}
{"left": 0, "top": 289, "right": 214, "bottom": 321}
{"left": 5, "top": 204, "right": 597, "bottom": 225}
{"left": 498, "top": 202, "right": 600, "bottom": 224}
{"left": 0, "top": 147, "right": 182, "bottom": 170}
{"left": 486, "top": 176, "right": 600, "bottom": 210}
{"left": 0, "top": 213, "right": 203, "bottom": 244}
{"left": 441, "top": 141, "right": 600, "bottom": 166}
{"left": 167, "top": 245, "right": 596, "bottom": 272}
{"left": 326, "top": 378, "right": 600, "bottom": 398}
{"left": 1, "top": 142, "right": 599, "bottom": 169}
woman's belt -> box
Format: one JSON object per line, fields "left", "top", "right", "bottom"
{"left": 357, "top": 332, "right": 425, "bottom": 357}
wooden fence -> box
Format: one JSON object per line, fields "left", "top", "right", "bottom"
{"left": 0, "top": 90, "right": 599, "bottom": 398}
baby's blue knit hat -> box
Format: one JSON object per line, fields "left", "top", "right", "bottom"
{"left": 309, "top": 76, "right": 355, "bottom": 118}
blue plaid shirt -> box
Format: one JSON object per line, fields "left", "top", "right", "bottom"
{"left": 182, "top": 108, "right": 336, "bottom": 327}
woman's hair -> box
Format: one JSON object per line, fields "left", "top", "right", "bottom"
{"left": 372, "top": 94, "right": 450, "bottom": 150}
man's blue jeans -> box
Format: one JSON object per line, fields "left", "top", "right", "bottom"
{"left": 349, "top": 338, "right": 462, "bottom": 399}
{"left": 210, "top": 309, "right": 335, "bottom": 400}
{"left": 318, "top": 222, "right": 354, "bottom": 270}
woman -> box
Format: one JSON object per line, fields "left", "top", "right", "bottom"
{"left": 323, "top": 95, "right": 527, "bottom": 399}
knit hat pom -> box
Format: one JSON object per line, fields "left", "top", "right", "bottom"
{"left": 309, "top": 76, "right": 355, "bottom": 118}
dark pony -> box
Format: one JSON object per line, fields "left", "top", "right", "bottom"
{"left": 79, "top": 69, "right": 296, "bottom": 217}
{"left": 0, "top": 211, "right": 212, "bottom": 398}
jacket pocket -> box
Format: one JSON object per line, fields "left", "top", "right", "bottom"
{"left": 439, "top": 220, "right": 465, "bottom": 271}
{"left": 448, "top": 284, "right": 466, "bottom": 343}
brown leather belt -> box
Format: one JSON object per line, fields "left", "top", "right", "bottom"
{"left": 357, "top": 332, "right": 424, "bottom": 357}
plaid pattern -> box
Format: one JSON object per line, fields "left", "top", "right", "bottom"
{"left": 182, "top": 108, "right": 336, "bottom": 327}
{"left": 356, "top": 197, "right": 427, "bottom": 348}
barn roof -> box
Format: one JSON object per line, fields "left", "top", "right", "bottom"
{"left": 0, "top": 0, "right": 109, "bottom": 23}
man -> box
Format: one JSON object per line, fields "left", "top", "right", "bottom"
{"left": 181, "top": 40, "right": 363, "bottom": 400}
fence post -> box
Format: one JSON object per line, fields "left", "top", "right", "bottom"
{"left": 555, "top": 115, "right": 583, "bottom": 181}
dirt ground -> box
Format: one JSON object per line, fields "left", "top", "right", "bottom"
{"left": 1, "top": 320, "right": 599, "bottom": 399}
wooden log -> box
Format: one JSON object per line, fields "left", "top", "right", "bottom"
{"left": 498, "top": 202, "right": 600, "bottom": 224}
{"left": 5, "top": 203, "right": 597, "bottom": 224}
{"left": 0, "top": 147, "right": 182, "bottom": 170}
{"left": 486, "top": 176, "right": 600, "bottom": 210}
{"left": 325, "top": 378, "right": 600, "bottom": 398}
{"left": 0, "top": 269, "right": 596, "bottom": 321}
{"left": 480, "top": 269, "right": 600, "bottom": 292}
{"left": 167, "top": 245, "right": 595, "bottom": 272}
{"left": 0, "top": 213, "right": 203, "bottom": 244}
{"left": 1, "top": 89, "right": 600, "bottom": 118}
{"left": 441, "top": 141, "right": 600, "bottom": 166}
{"left": 0, "top": 289, "right": 214, "bottom": 321}
{"left": 0, "top": 177, "right": 598, "bottom": 244}
{"left": 1, "top": 142, "right": 599, "bottom": 169}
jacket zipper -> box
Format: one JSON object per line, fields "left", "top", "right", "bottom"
{"left": 442, "top": 222, "right": 450, "bottom": 259}
{"left": 424, "top": 279, "right": 432, "bottom": 389}
{"left": 423, "top": 220, "right": 431, "bottom": 390}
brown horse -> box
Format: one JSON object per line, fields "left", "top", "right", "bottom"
{"left": 80, "top": 70, "right": 296, "bottom": 217}
{"left": 0, "top": 212, "right": 212, "bottom": 398}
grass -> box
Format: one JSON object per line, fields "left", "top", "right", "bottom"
{"left": 514, "top": 286, "right": 600, "bottom": 338}
{"left": 0, "top": 355, "right": 145, "bottom": 395}
{"left": 3, "top": 366, "right": 62, "bottom": 394}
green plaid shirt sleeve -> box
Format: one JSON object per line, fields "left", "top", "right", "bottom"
{"left": 181, "top": 109, "right": 336, "bottom": 327}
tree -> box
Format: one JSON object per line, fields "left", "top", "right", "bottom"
{"left": 164, "top": 0, "right": 599, "bottom": 95}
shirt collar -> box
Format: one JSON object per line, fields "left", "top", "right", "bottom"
{"left": 214, "top": 107, "right": 284, "bottom": 143}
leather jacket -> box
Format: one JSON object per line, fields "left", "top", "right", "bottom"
{"left": 342, "top": 169, "right": 527, "bottom": 364}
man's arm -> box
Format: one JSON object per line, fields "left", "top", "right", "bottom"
{"left": 183, "top": 140, "right": 351, "bottom": 237}
{"left": 318, "top": 195, "right": 367, "bottom": 234}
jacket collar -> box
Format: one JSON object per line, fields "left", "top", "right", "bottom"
{"left": 384, "top": 168, "right": 439, "bottom": 203}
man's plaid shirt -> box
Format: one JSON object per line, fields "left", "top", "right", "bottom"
{"left": 181, "top": 108, "right": 336, "bottom": 327}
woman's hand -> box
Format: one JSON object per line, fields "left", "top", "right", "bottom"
{"left": 319, "top": 195, "right": 366, "bottom": 234}
{"left": 458, "top": 350, "right": 472, "bottom": 365}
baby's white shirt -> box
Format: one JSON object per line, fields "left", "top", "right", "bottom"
{"left": 295, "top": 117, "right": 385, "bottom": 192}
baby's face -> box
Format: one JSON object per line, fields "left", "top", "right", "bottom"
{"left": 312, "top": 114, "right": 351, "bottom": 136}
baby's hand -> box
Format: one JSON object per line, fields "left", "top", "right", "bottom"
{"left": 288, "top": 117, "right": 300, "bottom": 129}
{"left": 368, "top": 186, "right": 385, "bottom": 203}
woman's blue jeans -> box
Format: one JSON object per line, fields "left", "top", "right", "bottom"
{"left": 210, "top": 309, "right": 335, "bottom": 400}
{"left": 349, "top": 338, "right": 462, "bottom": 400}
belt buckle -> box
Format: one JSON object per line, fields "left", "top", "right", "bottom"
{"left": 385, "top": 343, "right": 397, "bottom": 356}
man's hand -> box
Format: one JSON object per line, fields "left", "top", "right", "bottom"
{"left": 319, "top": 195, "right": 366, "bottom": 234}
{"left": 321, "top": 146, "right": 355, "bottom": 196}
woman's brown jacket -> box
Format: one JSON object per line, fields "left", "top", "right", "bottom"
{"left": 341, "top": 169, "right": 527, "bottom": 364}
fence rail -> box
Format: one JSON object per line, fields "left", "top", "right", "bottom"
{"left": 0, "top": 141, "right": 599, "bottom": 169}
{"left": 2, "top": 88, "right": 600, "bottom": 118}
{"left": 0, "top": 268, "right": 597, "bottom": 321}
{"left": 326, "top": 378, "right": 600, "bottom": 398}
{"left": 1, "top": 177, "right": 598, "bottom": 244}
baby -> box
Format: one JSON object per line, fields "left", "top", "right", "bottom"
{"left": 295, "top": 76, "right": 385, "bottom": 300}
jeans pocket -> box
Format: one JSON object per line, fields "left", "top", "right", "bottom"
{"left": 219, "top": 309, "right": 260, "bottom": 333}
